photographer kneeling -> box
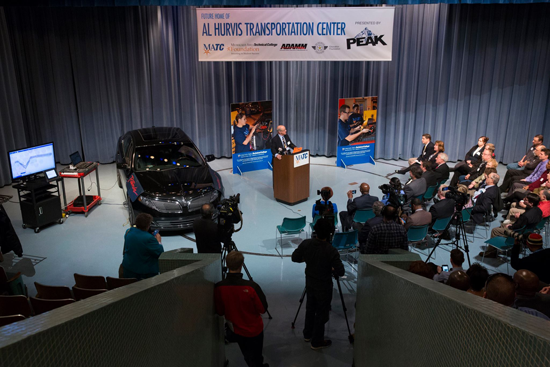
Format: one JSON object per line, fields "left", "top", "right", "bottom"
{"left": 193, "top": 203, "right": 223, "bottom": 254}
{"left": 292, "top": 217, "right": 345, "bottom": 350}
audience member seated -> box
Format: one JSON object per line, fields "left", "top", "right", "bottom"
{"left": 470, "top": 173, "right": 500, "bottom": 224}
{"left": 506, "top": 148, "right": 550, "bottom": 196}
{"left": 514, "top": 269, "right": 550, "bottom": 318}
{"left": 403, "top": 198, "right": 432, "bottom": 230}
{"left": 122, "top": 213, "right": 164, "bottom": 280}
{"left": 466, "top": 263, "right": 489, "bottom": 297}
{"left": 394, "top": 134, "right": 434, "bottom": 175}
{"left": 484, "top": 273, "right": 550, "bottom": 320}
{"left": 467, "top": 159, "right": 498, "bottom": 197}
{"left": 511, "top": 234, "right": 550, "bottom": 284}
{"left": 408, "top": 261, "right": 436, "bottom": 280}
{"left": 364, "top": 205, "right": 408, "bottom": 254}
{"left": 358, "top": 201, "right": 384, "bottom": 253}
{"left": 312, "top": 187, "right": 337, "bottom": 220}
{"left": 503, "top": 162, "right": 550, "bottom": 206}
{"left": 429, "top": 185, "right": 456, "bottom": 224}
{"left": 433, "top": 249, "right": 465, "bottom": 283}
{"left": 427, "top": 140, "right": 445, "bottom": 166}
{"left": 450, "top": 146, "right": 493, "bottom": 187}
{"left": 420, "top": 161, "right": 438, "bottom": 188}
{"left": 432, "top": 153, "right": 450, "bottom": 184}
{"left": 339, "top": 183, "right": 379, "bottom": 232}
{"left": 447, "top": 270, "right": 470, "bottom": 291}
{"left": 499, "top": 145, "right": 544, "bottom": 193}
{"left": 450, "top": 136, "right": 488, "bottom": 174}
{"left": 403, "top": 165, "right": 427, "bottom": 213}
{"left": 507, "top": 134, "right": 544, "bottom": 170}
{"left": 503, "top": 190, "right": 550, "bottom": 226}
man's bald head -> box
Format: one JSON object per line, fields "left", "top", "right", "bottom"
{"left": 360, "top": 183, "right": 370, "bottom": 194}
{"left": 514, "top": 270, "right": 539, "bottom": 297}
{"left": 484, "top": 274, "right": 516, "bottom": 307}
{"left": 277, "top": 125, "right": 287, "bottom": 135}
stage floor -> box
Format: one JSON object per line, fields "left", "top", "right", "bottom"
{"left": 0, "top": 156, "right": 516, "bottom": 366}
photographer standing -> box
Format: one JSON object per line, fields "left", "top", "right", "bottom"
{"left": 193, "top": 203, "right": 222, "bottom": 254}
{"left": 122, "top": 213, "right": 164, "bottom": 279}
{"left": 292, "top": 218, "right": 345, "bottom": 350}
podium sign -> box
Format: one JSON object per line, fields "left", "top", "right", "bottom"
{"left": 273, "top": 150, "right": 310, "bottom": 205}
{"left": 294, "top": 151, "right": 310, "bottom": 168}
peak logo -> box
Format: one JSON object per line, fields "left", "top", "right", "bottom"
{"left": 346, "top": 35, "right": 387, "bottom": 49}
{"left": 203, "top": 44, "right": 224, "bottom": 55}
{"left": 280, "top": 44, "right": 307, "bottom": 51}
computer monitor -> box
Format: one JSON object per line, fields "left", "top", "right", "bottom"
{"left": 8, "top": 142, "right": 56, "bottom": 181}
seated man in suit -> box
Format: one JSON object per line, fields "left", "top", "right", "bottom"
{"left": 429, "top": 185, "right": 456, "bottom": 224}
{"left": 511, "top": 233, "right": 550, "bottom": 284}
{"left": 420, "top": 161, "right": 438, "bottom": 189}
{"left": 499, "top": 144, "right": 543, "bottom": 193}
{"left": 358, "top": 201, "right": 384, "bottom": 253}
{"left": 470, "top": 173, "right": 500, "bottom": 224}
{"left": 514, "top": 269, "right": 550, "bottom": 318}
{"left": 394, "top": 134, "right": 435, "bottom": 175}
{"left": 271, "top": 125, "right": 296, "bottom": 160}
{"left": 432, "top": 153, "right": 450, "bottom": 184}
{"left": 404, "top": 198, "right": 432, "bottom": 230}
{"left": 402, "top": 165, "right": 427, "bottom": 213}
{"left": 339, "top": 183, "right": 379, "bottom": 232}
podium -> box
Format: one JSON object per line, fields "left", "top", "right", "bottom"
{"left": 273, "top": 150, "right": 310, "bottom": 205}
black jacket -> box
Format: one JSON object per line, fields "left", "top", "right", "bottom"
{"left": 433, "top": 163, "right": 450, "bottom": 184}
{"left": 464, "top": 144, "right": 485, "bottom": 164}
{"left": 0, "top": 205, "right": 23, "bottom": 256}
{"left": 271, "top": 134, "right": 296, "bottom": 157}
{"left": 429, "top": 199, "right": 456, "bottom": 224}
{"left": 346, "top": 194, "right": 379, "bottom": 220}
{"left": 511, "top": 206, "right": 542, "bottom": 231}
{"left": 471, "top": 186, "right": 499, "bottom": 224}
{"left": 292, "top": 238, "right": 344, "bottom": 289}
{"left": 193, "top": 217, "right": 222, "bottom": 254}
{"left": 422, "top": 171, "right": 439, "bottom": 188}
{"left": 417, "top": 142, "right": 435, "bottom": 162}
{"left": 358, "top": 216, "right": 384, "bottom": 250}
{"left": 511, "top": 245, "right": 550, "bottom": 284}
{"left": 469, "top": 161, "right": 487, "bottom": 182}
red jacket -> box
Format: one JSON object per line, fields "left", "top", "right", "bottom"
{"left": 214, "top": 273, "right": 268, "bottom": 337}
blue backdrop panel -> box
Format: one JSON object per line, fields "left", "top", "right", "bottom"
{"left": 232, "top": 150, "right": 271, "bottom": 174}
{"left": 337, "top": 143, "right": 376, "bottom": 167}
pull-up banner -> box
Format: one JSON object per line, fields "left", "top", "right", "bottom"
{"left": 196, "top": 7, "right": 394, "bottom": 62}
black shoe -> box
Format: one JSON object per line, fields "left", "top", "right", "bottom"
{"left": 311, "top": 340, "right": 332, "bottom": 350}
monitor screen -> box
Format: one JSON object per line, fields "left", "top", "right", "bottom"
{"left": 8, "top": 142, "right": 56, "bottom": 181}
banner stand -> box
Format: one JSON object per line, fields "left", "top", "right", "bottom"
{"left": 237, "top": 166, "right": 243, "bottom": 176}
{"left": 268, "top": 162, "right": 273, "bottom": 170}
{"left": 340, "top": 159, "right": 347, "bottom": 169}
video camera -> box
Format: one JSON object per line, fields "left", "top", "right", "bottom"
{"left": 217, "top": 194, "right": 242, "bottom": 246}
{"left": 443, "top": 186, "right": 469, "bottom": 209}
{"left": 503, "top": 228, "right": 525, "bottom": 243}
{"left": 379, "top": 181, "right": 405, "bottom": 209}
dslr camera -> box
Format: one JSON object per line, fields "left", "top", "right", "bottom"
{"left": 443, "top": 186, "right": 469, "bottom": 209}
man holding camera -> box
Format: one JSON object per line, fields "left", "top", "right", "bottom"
{"left": 193, "top": 203, "right": 223, "bottom": 254}
{"left": 433, "top": 249, "right": 465, "bottom": 283}
{"left": 339, "top": 183, "right": 379, "bottom": 232}
{"left": 292, "top": 217, "right": 345, "bottom": 350}
{"left": 429, "top": 185, "right": 456, "bottom": 224}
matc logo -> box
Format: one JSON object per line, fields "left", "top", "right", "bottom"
{"left": 203, "top": 44, "right": 225, "bottom": 55}
{"left": 294, "top": 151, "right": 309, "bottom": 168}
{"left": 280, "top": 44, "right": 307, "bottom": 51}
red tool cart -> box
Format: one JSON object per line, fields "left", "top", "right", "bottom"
{"left": 59, "top": 163, "right": 102, "bottom": 217}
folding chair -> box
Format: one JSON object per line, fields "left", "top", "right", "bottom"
{"left": 276, "top": 216, "right": 306, "bottom": 258}
{"left": 331, "top": 230, "right": 358, "bottom": 268}
{"left": 74, "top": 274, "right": 107, "bottom": 290}
{"left": 30, "top": 297, "right": 75, "bottom": 315}
{"left": 353, "top": 209, "right": 375, "bottom": 225}
{"left": 423, "top": 185, "right": 439, "bottom": 202}
{"left": 0, "top": 295, "right": 32, "bottom": 318}
{"left": 482, "top": 236, "right": 515, "bottom": 273}
{"left": 428, "top": 216, "right": 453, "bottom": 256}
{"left": 408, "top": 225, "right": 429, "bottom": 255}
{"left": 35, "top": 283, "right": 72, "bottom": 300}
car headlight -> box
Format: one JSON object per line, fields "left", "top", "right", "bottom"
{"left": 187, "top": 189, "right": 219, "bottom": 212}
{"left": 138, "top": 195, "right": 183, "bottom": 214}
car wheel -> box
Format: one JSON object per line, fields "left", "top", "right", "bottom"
{"left": 127, "top": 195, "right": 135, "bottom": 226}
{"left": 117, "top": 170, "right": 122, "bottom": 188}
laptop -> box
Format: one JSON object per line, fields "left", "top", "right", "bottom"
{"left": 70, "top": 151, "right": 93, "bottom": 170}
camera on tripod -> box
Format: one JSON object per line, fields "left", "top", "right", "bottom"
{"left": 379, "top": 179, "right": 405, "bottom": 209}
{"left": 443, "top": 186, "right": 469, "bottom": 209}
{"left": 217, "top": 194, "right": 242, "bottom": 247}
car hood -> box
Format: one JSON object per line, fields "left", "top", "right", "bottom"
{"left": 135, "top": 166, "right": 215, "bottom": 197}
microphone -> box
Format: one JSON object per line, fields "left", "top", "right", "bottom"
{"left": 278, "top": 148, "right": 285, "bottom": 156}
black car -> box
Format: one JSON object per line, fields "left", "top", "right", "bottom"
{"left": 115, "top": 127, "right": 224, "bottom": 231}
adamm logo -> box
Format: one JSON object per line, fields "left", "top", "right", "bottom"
{"left": 280, "top": 44, "right": 307, "bottom": 51}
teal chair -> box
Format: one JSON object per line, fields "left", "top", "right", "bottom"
{"left": 332, "top": 230, "right": 358, "bottom": 267}
{"left": 482, "top": 236, "right": 516, "bottom": 273}
{"left": 276, "top": 216, "right": 306, "bottom": 258}
{"left": 353, "top": 209, "right": 375, "bottom": 224}
{"left": 407, "top": 225, "right": 429, "bottom": 254}
{"left": 423, "top": 185, "right": 439, "bottom": 202}
{"left": 309, "top": 214, "right": 338, "bottom": 237}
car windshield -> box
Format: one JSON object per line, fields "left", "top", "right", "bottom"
{"left": 134, "top": 144, "right": 204, "bottom": 171}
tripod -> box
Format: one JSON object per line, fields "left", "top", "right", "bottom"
{"left": 290, "top": 276, "right": 354, "bottom": 344}
{"left": 221, "top": 240, "right": 273, "bottom": 320}
{"left": 425, "top": 209, "right": 472, "bottom": 267}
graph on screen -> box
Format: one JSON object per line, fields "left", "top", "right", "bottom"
{"left": 9, "top": 143, "right": 56, "bottom": 180}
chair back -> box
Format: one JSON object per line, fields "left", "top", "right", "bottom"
{"left": 0, "top": 295, "right": 32, "bottom": 317}
{"left": 407, "top": 225, "right": 429, "bottom": 242}
{"left": 423, "top": 185, "right": 438, "bottom": 201}
{"left": 35, "top": 282, "right": 72, "bottom": 300}
{"left": 332, "top": 230, "right": 358, "bottom": 250}
{"left": 0, "top": 314, "right": 25, "bottom": 327}
{"left": 74, "top": 274, "right": 107, "bottom": 290}
{"left": 432, "top": 216, "right": 452, "bottom": 232}
{"left": 30, "top": 297, "right": 75, "bottom": 315}
{"left": 535, "top": 218, "right": 547, "bottom": 231}
{"left": 281, "top": 216, "right": 306, "bottom": 232}
{"left": 461, "top": 208, "right": 472, "bottom": 222}
{"left": 72, "top": 286, "right": 107, "bottom": 301}
{"left": 353, "top": 209, "right": 375, "bottom": 223}
{"left": 106, "top": 277, "right": 138, "bottom": 290}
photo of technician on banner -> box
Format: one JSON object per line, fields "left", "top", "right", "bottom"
{"left": 197, "top": 7, "right": 394, "bottom": 62}
{"left": 231, "top": 101, "right": 273, "bottom": 174}
{"left": 337, "top": 97, "right": 378, "bottom": 168}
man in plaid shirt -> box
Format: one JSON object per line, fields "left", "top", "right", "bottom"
{"left": 365, "top": 205, "right": 409, "bottom": 254}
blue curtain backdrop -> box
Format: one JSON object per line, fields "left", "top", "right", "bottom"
{"left": 0, "top": 4, "right": 549, "bottom": 186}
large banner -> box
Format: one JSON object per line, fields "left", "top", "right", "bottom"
{"left": 337, "top": 97, "right": 378, "bottom": 168}
{"left": 231, "top": 101, "right": 273, "bottom": 174}
{"left": 197, "top": 8, "right": 394, "bottom": 62}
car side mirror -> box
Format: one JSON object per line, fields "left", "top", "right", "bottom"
{"left": 205, "top": 154, "right": 215, "bottom": 162}
{"left": 116, "top": 162, "right": 128, "bottom": 170}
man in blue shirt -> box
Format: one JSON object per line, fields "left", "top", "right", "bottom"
{"left": 337, "top": 104, "right": 364, "bottom": 146}
{"left": 233, "top": 113, "right": 257, "bottom": 154}
{"left": 122, "top": 213, "right": 164, "bottom": 279}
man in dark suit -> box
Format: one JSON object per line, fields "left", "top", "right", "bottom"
{"left": 471, "top": 173, "right": 500, "bottom": 224}
{"left": 421, "top": 161, "right": 438, "bottom": 189}
{"left": 339, "top": 183, "right": 379, "bottom": 232}
{"left": 395, "top": 134, "right": 435, "bottom": 175}
{"left": 404, "top": 198, "right": 432, "bottom": 230}
{"left": 403, "top": 165, "right": 427, "bottom": 213}
{"left": 271, "top": 125, "right": 296, "bottom": 160}
{"left": 511, "top": 234, "right": 550, "bottom": 284}
{"left": 432, "top": 153, "right": 450, "bottom": 184}
{"left": 429, "top": 185, "right": 456, "bottom": 224}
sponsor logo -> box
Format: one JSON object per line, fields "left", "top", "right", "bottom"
{"left": 254, "top": 43, "right": 278, "bottom": 47}
{"left": 346, "top": 27, "right": 387, "bottom": 49}
{"left": 203, "top": 44, "right": 225, "bottom": 55}
{"left": 312, "top": 42, "right": 328, "bottom": 54}
{"left": 280, "top": 44, "right": 308, "bottom": 51}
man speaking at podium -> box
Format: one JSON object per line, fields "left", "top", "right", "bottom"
{"left": 271, "top": 125, "right": 296, "bottom": 160}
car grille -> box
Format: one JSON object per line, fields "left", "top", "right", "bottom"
{"left": 188, "top": 193, "right": 215, "bottom": 212}
{"left": 152, "top": 214, "right": 200, "bottom": 230}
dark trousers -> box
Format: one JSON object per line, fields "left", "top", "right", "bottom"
{"left": 450, "top": 164, "right": 470, "bottom": 186}
{"left": 304, "top": 286, "right": 333, "bottom": 346}
{"left": 234, "top": 331, "right": 264, "bottom": 367}
{"left": 500, "top": 169, "right": 528, "bottom": 193}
